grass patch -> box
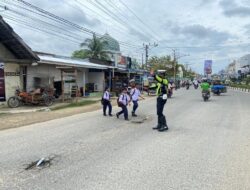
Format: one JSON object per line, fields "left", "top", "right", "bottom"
{"left": 51, "top": 100, "right": 98, "bottom": 111}
{"left": 230, "top": 84, "right": 250, "bottom": 90}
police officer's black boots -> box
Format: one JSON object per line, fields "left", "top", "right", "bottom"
{"left": 153, "top": 116, "right": 161, "bottom": 130}
{"left": 158, "top": 116, "right": 168, "bottom": 132}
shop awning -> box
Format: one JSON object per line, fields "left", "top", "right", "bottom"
{"left": 38, "top": 54, "right": 115, "bottom": 70}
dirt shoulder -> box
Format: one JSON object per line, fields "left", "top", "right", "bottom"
{"left": 0, "top": 97, "right": 153, "bottom": 131}
{"left": 0, "top": 101, "right": 102, "bottom": 131}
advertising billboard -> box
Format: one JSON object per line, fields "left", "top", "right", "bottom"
{"left": 204, "top": 60, "right": 212, "bottom": 74}
{"left": 118, "top": 55, "right": 127, "bottom": 69}
{"left": 0, "top": 62, "right": 6, "bottom": 102}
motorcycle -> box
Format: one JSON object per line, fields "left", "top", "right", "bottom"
{"left": 167, "top": 87, "right": 173, "bottom": 98}
{"left": 8, "top": 88, "right": 55, "bottom": 108}
{"left": 186, "top": 84, "right": 190, "bottom": 90}
{"left": 202, "top": 91, "right": 210, "bottom": 102}
{"left": 194, "top": 83, "right": 199, "bottom": 89}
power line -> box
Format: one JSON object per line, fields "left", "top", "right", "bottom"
{"left": 0, "top": 7, "right": 85, "bottom": 41}
{"left": 118, "top": 0, "right": 160, "bottom": 42}
{"left": 93, "top": 0, "right": 153, "bottom": 42}
{"left": 84, "top": 0, "right": 147, "bottom": 41}
{"left": 2, "top": 15, "right": 80, "bottom": 44}
{"left": 72, "top": 0, "right": 143, "bottom": 44}
{"left": 13, "top": 0, "right": 141, "bottom": 48}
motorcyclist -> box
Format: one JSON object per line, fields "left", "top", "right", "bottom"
{"left": 186, "top": 80, "right": 190, "bottom": 89}
{"left": 193, "top": 79, "right": 199, "bottom": 89}
{"left": 149, "top": 69, "right": 169, "bottom": 132}
{"left": 168, "top": 80, "right": 174, "bottom": 98}
{"left": 200, "top": 78, "right": 210, "bottom": 93}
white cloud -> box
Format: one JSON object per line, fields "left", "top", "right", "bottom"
{"left": 1, "top": 0, "right": 250, "bottom": 73}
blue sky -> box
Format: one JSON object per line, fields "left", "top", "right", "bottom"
{"left": 1, "top": 0, "right": 250, "bottom": 74}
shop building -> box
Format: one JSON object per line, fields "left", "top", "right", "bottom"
{"left": 0, "top": 16, "right": 39, "bottom": 105}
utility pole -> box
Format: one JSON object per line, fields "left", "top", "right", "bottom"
{"left": 172, "top": 49, "right": 189, "bottom": 82}
{"left": 141, "top": 53, "right": 144, "bottom": 68}
{"left": 145, "top": 44, "right": 149, "bottom": 68}
{"left": 172, "top": 49, "right": 177, "bottom": 83}
{"left": 143, "top": 42, "right": 158, "bottom": 70}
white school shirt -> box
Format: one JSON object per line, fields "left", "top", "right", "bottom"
{"left": 119, "top": 93, "right": 130, "bottom": 106}
{"left": 103, "top": 91, "right": 110, "bottom": 101}
{"left": 130, "top": 88, "right": 141, "bottom": 101}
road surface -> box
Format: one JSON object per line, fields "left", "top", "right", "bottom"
{"left": 0, "top": 88, "right": 250, "bottom": 190}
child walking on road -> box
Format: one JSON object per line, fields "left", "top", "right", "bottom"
{"left": 130, "top": 83, "right": 144, "bottom": 117}
{"left": 102, "top": 87, "right": 112, "bottom": 116}
{"left": 116, "top": 88, "right": 130, "bottom": 121}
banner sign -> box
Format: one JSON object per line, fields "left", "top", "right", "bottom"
{"left": 118, "top": 56, "right": 127, "bottom": 69}
{"left": 204, "top": 60, "right": 212, "bottom": 74}
{"left": 0, "top": 62, "right": 6, "bottom": 102}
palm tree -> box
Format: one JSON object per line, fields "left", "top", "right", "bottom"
{"left": 73, "top": 34, "right": 109, "bottom": 60}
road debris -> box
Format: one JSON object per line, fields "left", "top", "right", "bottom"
{"left": 25, "top": 154, "right": 59, "bottom": 170}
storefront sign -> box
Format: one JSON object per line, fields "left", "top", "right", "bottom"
{"left": 5, "top": 71, "right": 20, "bottom": 76}
{"left": 0, "top": 62, "right": 6, "bottom": 101}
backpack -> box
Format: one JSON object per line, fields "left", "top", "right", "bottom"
{"left": 101, "top": 91, "right": 107, "bottom": 105}
{"left": 117, "top": 94, "right": 126, "bottom": 107}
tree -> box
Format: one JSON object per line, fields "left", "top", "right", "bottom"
{"left": 72, "top": 49, "right": 88, "bottom": 59}
{"left": 148, "top": 55, "right": 197, "bottom": 79}
{"left": 148, "top": 55, "right": 176, "bottom": 77}
{"left": 72, "top": 34, "right": 109, "bottom": 60}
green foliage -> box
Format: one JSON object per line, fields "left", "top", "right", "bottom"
{"left": 242, "top": 76, "right": 250, "bottom": 85}
{"left": 148, "top": 55, "right": 195, "bottom": 78}
{"left": 230, "top": 83, "right": 250, "bottom": 89}
{"left": 131, "top": 59, "right": 142, "bottom": 69}
{"left": 148, "top": 56, "right": 174, "bottom": 77}
{"left": 72, "top": 34, "right": 109, "bottom": 60}
{"left": 51, "top": 100, "right": 98, "bottom": 111}
{"left": 72, "top": 49, "right": 89, "bottom": 59}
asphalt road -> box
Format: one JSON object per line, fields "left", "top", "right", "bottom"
{"left": 0, "top": 88, "right": 250, "bottom": 190}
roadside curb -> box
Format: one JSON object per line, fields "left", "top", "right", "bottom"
{"left": 228, "top": 87, "right": 250, "bottom": 93}
{"left": 0, "top": 107, "right": 51, "bottom": 114}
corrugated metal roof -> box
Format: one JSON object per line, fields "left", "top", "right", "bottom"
{"left": 38, "top": 54, "right": 115, "bottom": 70}
{"left": 0, "top": 16, "right": 39, "bottom": 61}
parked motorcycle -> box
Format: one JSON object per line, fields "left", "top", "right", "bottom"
{"left": 8, "top": 88, "right": 55, "bottom": 108}
{"left": 202, "top": 91, "right": 210, "bottom": 102}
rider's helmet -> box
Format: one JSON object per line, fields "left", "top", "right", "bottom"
{"left": 157, "top": 70, "right": 166, "bottom": 78}
{"left": 202, "top": 78, "right": 208, "bottom": 82}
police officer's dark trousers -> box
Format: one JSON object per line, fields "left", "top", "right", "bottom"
{"left": 103, "top": 100, "right": 112, "bottom": 115}
{"left": 157, "top": 97, "right": 167, "bottom": 127}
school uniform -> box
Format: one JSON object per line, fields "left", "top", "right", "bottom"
{"left": 102, "top": 91, "right": 112, "bottom": 116}
{"left": 117, "top": 93, "right": 130, "bottom": 120}
{"left": 130, "top": 88, "right": 141, "bottom": 116}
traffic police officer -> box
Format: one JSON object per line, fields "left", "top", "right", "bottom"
{"left": 150, "top": 70, "right": 169, "bottom": 132}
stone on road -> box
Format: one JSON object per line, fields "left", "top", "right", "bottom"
{"left": 0, "top": 89, "right": 250, "bottom": 190}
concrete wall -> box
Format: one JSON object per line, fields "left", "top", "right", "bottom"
{"left": 0, "top": 43, "right": 22, "bottom": 105}
{"left": 26, "top": 64, "right": 60, "bottom": 91}
{"left": 88, "top": 71, "right": 105, "bottom": 91}
{"left": 4, "top": 63, "right": 22, "bottom": 101}
{"left": 27, "top": 65, "right": 93, "bottom": 96}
